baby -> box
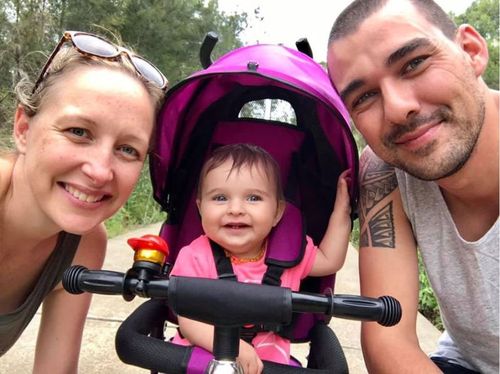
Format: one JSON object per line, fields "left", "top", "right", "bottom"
{"left": 170, "top": 143, "right": 351, "bottom": 373}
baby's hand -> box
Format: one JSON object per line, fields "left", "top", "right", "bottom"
{"left": 238, "top": 340, "right": 263, "bottom": 374}
{"left": 334, "top": 169, "right": 352, "bottom": 216}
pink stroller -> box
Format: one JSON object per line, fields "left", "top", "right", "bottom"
{"left": 63, "top": 33, "right": 402, "bottom": 374}
{"left": 150, "top": 32, "right": 357, "bottom": 373}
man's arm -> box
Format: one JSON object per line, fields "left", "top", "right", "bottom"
{"left": 33, "top": 224, "right": 107, "bottom": 374}
{"left": 358, "top": 147, "right": 440, "bottom": 373}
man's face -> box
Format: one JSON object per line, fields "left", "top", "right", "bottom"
{"left": 327, "top": 1, "right": 485, "bottom": 181}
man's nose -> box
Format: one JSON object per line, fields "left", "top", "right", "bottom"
{"left": 381, "top": 79, "right": 421, "bottom": 125}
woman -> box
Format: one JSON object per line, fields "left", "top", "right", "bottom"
{"left": 0, "top": 31, "right": 167, "bottom": 373}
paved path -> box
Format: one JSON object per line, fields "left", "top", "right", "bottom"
{"left": 0, "top": 223, "right": 441, "bottom": 373}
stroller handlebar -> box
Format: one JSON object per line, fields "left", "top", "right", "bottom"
{"left": 63, "top": 265, "right": 401, "bottom": 327}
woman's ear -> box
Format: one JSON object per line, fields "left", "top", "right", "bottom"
{"left": 272, "top": 200, "right": 286, "bottom": 227}
{"left": 13, "top": 105, "right": 30, "bottom": 154}
{"left": 455, "top": 24, "right": 489, "bottom": 77}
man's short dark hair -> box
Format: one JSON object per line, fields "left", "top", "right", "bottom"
{"left": 328, "top": 0, "right": 457, "bottom": 45}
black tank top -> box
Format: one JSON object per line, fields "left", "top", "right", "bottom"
{"left": 0, "top": 232, "right": 81, "bottom": 356}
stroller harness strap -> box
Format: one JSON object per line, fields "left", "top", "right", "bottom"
{"left": 209, "top": 240, "right": 294, "bottom": 342}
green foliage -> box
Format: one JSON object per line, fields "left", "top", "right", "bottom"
{"left": 105, "top": 161, "right": 166, "bottom": 237}
{"left": 453, "top": 0, "right": 499, "bottom": 89}
{"left": 418, "top": 254, "right": 444, "bottom": 331}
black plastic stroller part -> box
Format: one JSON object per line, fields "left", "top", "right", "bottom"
{"left": 200, "top": 31, "right": 219, "bottom": 68}
{"left": 296, "top": 38, "right": 313, "bottom": 58}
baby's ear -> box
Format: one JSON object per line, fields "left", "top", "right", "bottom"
{"left": 272, "top": 200, "right": 286, "bottom": 227}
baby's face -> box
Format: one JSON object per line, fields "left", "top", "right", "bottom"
{"left": 197, "top": 160, "right": 284, "bottom": 260}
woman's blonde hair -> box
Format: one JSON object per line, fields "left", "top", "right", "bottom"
{"left": 15, "top": 43, "right": 165, "bottom": 118}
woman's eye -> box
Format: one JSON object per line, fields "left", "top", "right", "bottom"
{"left": 118, "top": 145, "right": 140, "bottom": 159}
{"left": 67, "top": 127, "right": 89, "bottom": 138}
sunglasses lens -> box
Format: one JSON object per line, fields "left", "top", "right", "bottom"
{"left": 72, "top": 33, "right": 118, "bottom": 58}
{"left": 132, "top": 56, "right": 166, "bottom": 88}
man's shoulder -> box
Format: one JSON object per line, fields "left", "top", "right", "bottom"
{"left": 359, "top": 146, "right": 396, "bottom": 176}
{"left": 359, "top": 146, "right": 399, "bottom": 191}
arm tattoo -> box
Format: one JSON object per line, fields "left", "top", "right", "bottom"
{"left": 368, "top": 202, "right": 395, "bottom": 248}
{"left": 359, "top": 150, "right": 397, "bottom": 248}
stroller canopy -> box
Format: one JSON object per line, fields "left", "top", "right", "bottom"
{"left": 151, "top": 43, "right": 357, "bottom": 206}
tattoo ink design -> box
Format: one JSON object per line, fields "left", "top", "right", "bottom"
{"left": 360, "top": 165, "right": 398, "bottom": 219}
{"left": 359, "top": 150, "right": 397, "bottom": 248}
{"left": 368, "top": 202, "right": 395, "bottom": 248}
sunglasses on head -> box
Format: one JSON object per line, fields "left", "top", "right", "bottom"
{"left": 33, "top": 31, "right": 168, "bottom": 92}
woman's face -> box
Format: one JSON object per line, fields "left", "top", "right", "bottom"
{"left": 15, "top": 66, "right": 156, "bottom": 234}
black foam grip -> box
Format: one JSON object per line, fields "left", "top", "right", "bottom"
{"left": 115, "top": 299, "right": 190, "bottom": 374}
{"left": 168, "top": 276, "right": 293, "bottom": 326}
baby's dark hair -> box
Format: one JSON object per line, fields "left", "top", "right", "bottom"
{"left": 198, "top": 143, "right": 285, "bottom": 201}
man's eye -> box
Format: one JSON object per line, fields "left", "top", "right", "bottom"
{"left": 402, "top": 56, "right": 427, "bottom": 74}
{"left": 352, "top": 91, "right": 377, "bottom": 109}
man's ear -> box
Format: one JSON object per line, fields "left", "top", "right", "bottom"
{"left": 13, "top": 105, "right": 30, "bottom": 154}
{"left": 272, "top": 200, "right": 286, "bottom": 227}
{"left": 455, "top": 24, "right": 489, "bottom": 77}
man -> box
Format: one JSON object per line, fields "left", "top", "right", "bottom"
{"left": 327, "top": 0, "right": 498, "bottom": 373}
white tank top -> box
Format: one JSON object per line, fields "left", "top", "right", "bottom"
{"left": 396, "top": 169, "right": 499, "bottom": 373}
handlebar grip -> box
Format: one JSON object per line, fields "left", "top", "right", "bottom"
{"left": 62, "top": 265, "right": 127, "bottom": 295}
{"left": 168, "top": 276, "right": 293, "bottom": 327}
{"left": 332, "top": 294, "right": 402, "bottom": 326}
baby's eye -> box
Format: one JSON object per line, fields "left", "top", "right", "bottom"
{"left": 247, "top": 195, "right": 262, "bottom": 202}
{"left": 213, "top": 195, "right": 227, "bottom": 202}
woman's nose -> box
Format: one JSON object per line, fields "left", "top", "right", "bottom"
{"left": 81, "top": 150, "right": 114, "bottom": 186}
